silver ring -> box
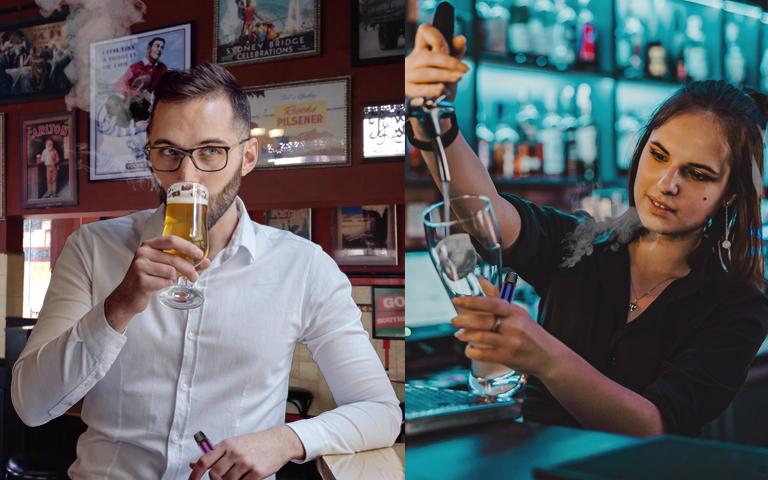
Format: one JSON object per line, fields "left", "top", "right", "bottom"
{"left": 490, "top": 316, "right": 502, "bottom": 333}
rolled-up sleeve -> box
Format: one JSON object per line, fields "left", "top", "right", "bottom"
{"left": 285, "top": 246, "right": 401, "bottom": 461}
{"left": 642, "top": 288, "right": 768, "bottom": 437}
{"left": 11, "top": 228, "right": 127, "bottom": 427}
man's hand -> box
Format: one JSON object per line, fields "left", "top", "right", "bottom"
{"left": 188, "top": 426, "right": 306, "bottom": 480}
{"left": 104, "top": 235, "right": 211, "bottom": 333}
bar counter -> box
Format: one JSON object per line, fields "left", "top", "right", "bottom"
{"left": 316, "top": 443, "right": 404, "bottom": 480}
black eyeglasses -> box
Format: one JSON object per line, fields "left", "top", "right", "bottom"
{"left": 143, "top": 138, "right": 250, "bottom": 172}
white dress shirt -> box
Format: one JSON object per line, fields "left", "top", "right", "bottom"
{"left": 11, "top": 198, "right": 401, "bottom": 479}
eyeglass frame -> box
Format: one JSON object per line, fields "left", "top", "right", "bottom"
{"left": 142, "top": 138, "right": 251, "bottom": 172}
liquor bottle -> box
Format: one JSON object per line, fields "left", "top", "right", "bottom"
{"left": 492, "top": 103, "right": 519, "bottom": 178}
{"left": 724, "top": 22, "right": 745, "bottom": 85}
{"left": 559, "top": 85, "right": 579, "bottom": 178}
{"left": 477, "top": 0, "right": 510, "bottom": 54}
{"left": 670, "top": 7, "right": 688, "bottom": 82}
{"left": 575, "top": 83, "right": 598, "bottom": 181}
{"left": 615, "top": 1, "right": 645, "bottom": 79}
{"left": 508, "top": 0, "right": 532, "bottom": 56}
{"left": 551, "top": 0, "right": 577, "bottom": 71}
{"left": 528, "top": 0, "right": 555, "bottom": 60}
{"left": 475, "top": 110, "right": 495, "bottom": 171}
{"left": 683, "top": 15, "right": 708, "bottom": 81}
{"left": 576, "top": 0, "right": 596, "bottom": 67}
{"left": 516, "top": 89, "right": 542, "bottom": 177}
{"left": 540, "top": 87, "right": 565, "bottom": 177}
{"left": 616, "top": 111, "right": 641, "bottom": 174}
{"left": 761, "top": 48, "right": 768, "bottom": 92}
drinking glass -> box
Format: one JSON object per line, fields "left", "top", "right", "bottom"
{"left": 423, "top": 195, "right": 522, "bottom": 397}
{"left": 156, "top": 182, "right": 209, "bottom": 310}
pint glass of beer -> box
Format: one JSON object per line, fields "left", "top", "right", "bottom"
{"left": 156, "top": 182, "right": 209, "bottom": 310}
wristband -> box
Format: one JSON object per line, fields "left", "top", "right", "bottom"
{"left": 405, "top": 113, "right": 459, "bottom": 151}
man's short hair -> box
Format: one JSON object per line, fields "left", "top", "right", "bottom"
{"left": 147, "top": 37, "right": 165, "bottom": 49}
{"left": 147, "top": 62, "right": 251, "bottom": 139}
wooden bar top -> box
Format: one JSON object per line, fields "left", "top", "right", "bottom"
{"left": 316, "top": 443, "right": 404, "bottom": 480}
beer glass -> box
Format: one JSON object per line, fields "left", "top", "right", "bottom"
{"left": 423, "top": 195, "right": 522, "bottom": 398}
{"left": 156, "top": 182, "right": 209, "bottom": 310}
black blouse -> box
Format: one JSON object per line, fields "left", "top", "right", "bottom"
{"left": 501, "top": 194, "right": 768, "bottom": 437}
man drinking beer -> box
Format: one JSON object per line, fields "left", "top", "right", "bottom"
{"left": 11, "top": 62, "right": 401, "bottom": 480}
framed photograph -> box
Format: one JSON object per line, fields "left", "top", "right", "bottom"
{"left": 89, "top": 23, "right": 192, "bottom": 182}
{"left": 0, "top": 12, "right": 72, "bottom": 105}
{"left": 333, "top": 205, "right": 398, "bottom": 266}
{"left": 265, "top": 208, "right": 312, "bottom": 241}
{"left": 350, "top": 0, "right": 405, "bottom": 66}
{"left": 245, "top": 76, "right": 351, "bottom": 170}
{"left": 372, "top": 286, "right": 405, "bottom": 340}
{"left": 21, "top": 111, "right": 77, "bottom": 209}
{"left": 214, "top": 0, "right": 320, "bottom": 67}
{"left": 362, "top": 101, "right": 404, "bottom": 162}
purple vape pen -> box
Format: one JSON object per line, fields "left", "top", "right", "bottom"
{"left": 194, "top": 431, "right": 214, "bottom": 453}
{"left": 499, "top": 271, "right": 518, "bottom": 304}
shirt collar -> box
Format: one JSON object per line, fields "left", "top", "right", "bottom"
{"left": 141, "top": 57, "right": 154, "bottom": 67}
{"left": 138, "top": 197, "right": 258, "bottom": 262}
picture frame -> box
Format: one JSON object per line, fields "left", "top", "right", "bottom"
{"left": 0, "top": 112, "right": 5, "bottom": 220}
{"left": 21, "top": 111, "right": 78, "bottom": 209}
{"left": 332, "top": 205, "right": 398, "bottom": 266}
{"left": 265, "top": 208, "right": 312, "bottom": 241}
{"left": 350, "top": 0, "right": 405, "bottom": 67}
{"left": 213, "top": 0, "right": 321, "bottom": 67}
{"left": 245, "top": 76, "right": 351, "bottom": 170}
{"left": 89, "top": 23, "right": 192, "bottom": 182}
{"left": 0, "top": 12, "right": 72, "bottom": 106}
{"left": 372, "top": 286, "right": 405, "bottom": 340}
{"left": 361, "top": 100, "right": 405, "bottom": 162}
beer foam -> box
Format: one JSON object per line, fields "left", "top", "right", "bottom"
{"left": 166, "top": 183, "right": 209, "bottom": 205}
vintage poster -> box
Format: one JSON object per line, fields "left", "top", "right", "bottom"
{"left": 265, "top": 208, "right": 312, "bottom": 240}
{"left": 214, "top": 0, "right": 320, "bottom": 66}
{"left": 373, "top": 286, "right": 405, "bottom": 339}
{"left": 89, "top": 23, "right": 191, "bottom": 182}
{"left": 363, "top": 102, "right": 405, "bottom": 160}
{"left": 351, "top": 0, "right": 405, "bottom": 66}
{"left": 246, "top": 77, "right": 350, "bottom": 170}
{"left": 0, "top": 14, "right": 71, "bottom": 104}
{"left": 21, "top": 111, "right": 77, "bottom": 209}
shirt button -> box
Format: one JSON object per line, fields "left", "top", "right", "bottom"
{"left": 114, "top": 344, "right": 120, "bottom": 350}
{"left": 187, "top": 332, "right": 195, "bottom": 340}
{"left": 85, "top": 381, "right": 92, "bottom": 388}
{"left": 173, "top": 435, "right": 180, "bottom": 444}
{"left": 181, "top": 383, "right": 188, "bottom": 391}
{"left": 610, "top": 357, "right": 617, "bottom": 366}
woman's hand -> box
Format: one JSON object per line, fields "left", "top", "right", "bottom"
{"left": 405, "top": 24, "right": 469, "bottom": 102}
{"left": 451, "top": 278, "right": 563, "bottom": 379}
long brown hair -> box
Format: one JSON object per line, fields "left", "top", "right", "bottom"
{"left": 625, "top": 80, "right": 765, "bottom": 289}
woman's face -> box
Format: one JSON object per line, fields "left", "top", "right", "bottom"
{"left": 633, "top": 112, "right": 735, "bottom": 238}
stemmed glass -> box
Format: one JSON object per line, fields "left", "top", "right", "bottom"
{"left": 156, "top": 182, "right": 209, "bottom": 310}
{"left": 423, "top": 195, "right": 522, "bottom": 398}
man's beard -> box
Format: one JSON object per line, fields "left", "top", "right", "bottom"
{"left": 155, "top": 164, "right": 242, "bottom": 230}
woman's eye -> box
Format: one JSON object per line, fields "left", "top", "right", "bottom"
{"left": 689, "top": 170, "right": 709, "bottom": 181}
{"left": 651, "top": 150, "right": 666, "bottom": 161}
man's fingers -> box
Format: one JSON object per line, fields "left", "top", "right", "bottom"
{"left": 195, "top": 257, "right": 212, "bottom": 273}
{"left": 414, "top": 24, "right": 450, "bottom": 54}
{"left": 141, "top": 248, "right": 199, "bottom": 282}
{"left": 144, "top": 235, "right": 205, "bottom": 261}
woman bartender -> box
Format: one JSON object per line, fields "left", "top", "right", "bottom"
{"left": 406, "top": 24, "right": 768, "bottom": 438}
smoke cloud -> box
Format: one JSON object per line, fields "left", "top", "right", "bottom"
{"left": 560, "top": 207, "right": 643, "bottom": 267}
{"left": 35, "top": 0, "right": 147, "bottom": 111}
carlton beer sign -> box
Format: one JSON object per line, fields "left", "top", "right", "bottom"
{"left": 373, "top": 287, "right": 405, "bottom": 339}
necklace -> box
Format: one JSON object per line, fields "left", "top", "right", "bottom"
{"left": 629, "top": 277, "right": 678, "bottom": 312}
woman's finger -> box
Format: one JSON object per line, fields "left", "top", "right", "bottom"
{"left": 406, "top": 83, "right": 447, "bottom": 99}
{"left": 414, "top": 24, "right": 450, "bottom": 54}
{"left": 455, "top": 328, "right": 504, "bottom": 348}
{"left": 478, "top": 275, "right": 500, "bottom": 297}
{"left": 453, "top": 295, "right": 521, "bottom": 316}
{"left": 409, "top": 50, "right": 469, "bottom": 72}
{"left": 464, "top": 344, "right": 502, "bottom": 363}
{"left": 452, "top": 312, "right": 496, "bottom": 330}
{"left": 405, "top": 66, "right": 465, "bottom": 85}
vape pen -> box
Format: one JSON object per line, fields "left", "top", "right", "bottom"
{"left": 194, "top": 431, "right": 214, "bottom": 453}
{"left": 500, "top": 271, "right": 518, "bottom": 303}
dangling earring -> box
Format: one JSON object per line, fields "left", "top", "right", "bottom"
{"left": 722, "top": 202, "right": 732, "bottom": 250}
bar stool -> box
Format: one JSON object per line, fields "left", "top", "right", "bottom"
{"left": 286, "top": 387, "right": 314, "bottom": 419}
{"left": 6, "top": 452, "right": 71, "bottom": 479}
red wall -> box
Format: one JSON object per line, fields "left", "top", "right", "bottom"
{"left": 0, "top": 0, "right": 404, "bottom": 274}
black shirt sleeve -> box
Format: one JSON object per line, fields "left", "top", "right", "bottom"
{"left": 498, "top": 193, "right": 584, "bottom": 296}
{"left": 641, "top": 286, "right": 768, "bottom": 437}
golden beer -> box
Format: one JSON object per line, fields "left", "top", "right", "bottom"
{"left": 162, "top": 183, "right": 209, "bottom": 266}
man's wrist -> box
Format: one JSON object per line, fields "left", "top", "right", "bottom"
{"left": 278, "top": 425, "right": 307, "bottom": 461}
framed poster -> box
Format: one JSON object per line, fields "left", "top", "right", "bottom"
{"left": 265, "top": 208, "right": 312, "bottom": 241}
{"left": 0, "top": 12, "right": 72, "bottom": 105}
{"left": 362, "top": 101, "right": 405, "bottom": 162}
{"left": 372, "top": 286, "right": 405, "bottom": 340}
{"left": 333, "top": 205, "right": 397, "bottom": 266}
{"left": 89, "top": 23, "right": 192, "bottom": 182}
{"left": 214, "top": 0, "right": 320, "bottom": 67}
{"left": 350, "top": 0, "right": 405, "bottom": 66}
{"left": 21, "top": 111, "right": 77, "bottom": 209}
{"left": 245, "top": 76, "right": 350, "bottom": 170}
